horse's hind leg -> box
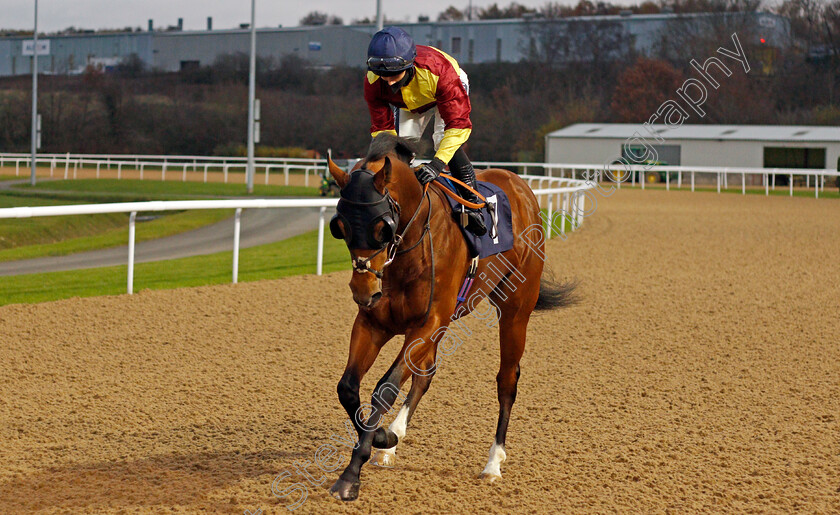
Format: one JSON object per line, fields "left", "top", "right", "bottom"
{"left": 479, "top": 309, "right": 530, "bottom": 482}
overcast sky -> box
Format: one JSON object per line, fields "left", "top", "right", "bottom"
{"left": 2, "top": 1, "right": 588, "bottom": 33}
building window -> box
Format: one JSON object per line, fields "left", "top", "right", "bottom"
{"left": 180, "top": 60, "right": 200, "bottom": 72}
{"left": 451, "top": 37, "right": 461, "bottom": 54}
{"left": 496, "top": 38, "right": 502, "bottom": 62}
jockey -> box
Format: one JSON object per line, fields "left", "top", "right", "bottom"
{"left": 364, "top": 26, "right": 487, "bottom": 236}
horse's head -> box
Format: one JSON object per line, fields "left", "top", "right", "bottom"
{"left": 327, "top": 135, "right": 422, "bottom": 309}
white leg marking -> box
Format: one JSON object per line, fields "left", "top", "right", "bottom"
{"left": 370, "top": 405, "right": 409, "bottom": 468}
{"left": 480, "top": 442, "right": 507, "bottom": 481}
{"left": 389, "top": 404, "right": 410, "bottom": 440}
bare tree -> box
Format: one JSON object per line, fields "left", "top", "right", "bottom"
{"left": 300, "top": 11, "right": 343, "bottom": 26}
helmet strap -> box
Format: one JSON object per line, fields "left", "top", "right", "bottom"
{"left": 388, "top": 67, "right": 415, "bottom": 93}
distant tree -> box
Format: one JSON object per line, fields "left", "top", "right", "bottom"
{"left": 438, "top": 6, "right": 466, "bottom": 21}
{"left": 478, "top": 2, "right": 536, "bottom": 19}
{"left": 611, "top": 58, "right": 684, "bottom": 122}
{"left": 300, "top": 11, "right": 343, "bottom": 25}
{"left": 116, "top": 53, "right": 146, "bottom": 78}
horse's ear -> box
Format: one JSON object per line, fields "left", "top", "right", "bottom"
{"left": 374, "top": 157, "right": 391, "bottom": 193}
{"left": 328, "top": 157, "right": 349, "bottom": 189}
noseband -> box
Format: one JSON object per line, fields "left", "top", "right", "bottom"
{"left": 330, "top": 168, "right": 432, "bottom": 279}
{"left": 349, "top": 185, "right": 431, "bottom": 279}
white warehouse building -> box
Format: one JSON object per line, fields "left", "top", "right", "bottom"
{"left": 546, "top": 124, "right": 840, "bottom": 173}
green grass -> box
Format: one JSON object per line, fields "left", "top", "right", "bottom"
{"left": 20, "top": 178, "right": 318, "bottom": 199}
{"left": 0, "top": 207, "right": 234, "bottom": 262}
{"left": 0, "top": 229, "right": 351, "bottom": 306}
{"left": 0, "top": 193, "right": 129, "bottom": 250}
{"left": 540, "top": 208, "right": 577, "bottom": 237}
{"left": 0, "top": 178, "right": 321, "bottom": 260}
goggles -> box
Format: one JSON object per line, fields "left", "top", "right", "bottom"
{"left": 367, "top": 55, "right": 414, "bottom": 73}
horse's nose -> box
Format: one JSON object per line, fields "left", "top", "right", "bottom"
{"left": 354, "top": 291, "right": 382, "bottom": 308}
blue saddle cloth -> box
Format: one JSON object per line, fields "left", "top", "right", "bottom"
{"left": 434, "top": 177, "right": 514, "bottom": 259}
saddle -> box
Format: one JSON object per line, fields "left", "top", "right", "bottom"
{"left": 432, "top": 175, "right": 514, "bottom": 259}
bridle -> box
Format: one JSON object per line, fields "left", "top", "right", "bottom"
{"left": 329, "top": 166, "right": 437, "bottom": 325}
{"left": 348, "top": 184, "right": 431, "bottom": 279}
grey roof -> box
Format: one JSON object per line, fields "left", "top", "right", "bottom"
{"left": 547, "top": 123, "right": 840, "bottom": 143}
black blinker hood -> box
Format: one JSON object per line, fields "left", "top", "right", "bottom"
{"left": 331, "top": 169, "right": 397, "bottom": 250}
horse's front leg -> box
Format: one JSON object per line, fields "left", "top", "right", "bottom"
{"left": 369, "top": 318, "right": 446, "bottom": 468}
{"left": 330, "top": 315, "right": 393, "bottom": 501}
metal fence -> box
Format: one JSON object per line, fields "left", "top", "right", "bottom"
{"left": 475, "top": 161, "right": 840, "bottom": 199}
{"left": 0, "top": 173, "right": 596, "bottom": 295}
{"left": 0, "top": 152, "right": 325, "bottom": 186}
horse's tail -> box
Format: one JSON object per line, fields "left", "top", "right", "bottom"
{"left": 535, "top": 275, "right": 578, "bottom": 311}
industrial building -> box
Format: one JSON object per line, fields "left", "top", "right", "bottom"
{"left": 0, "top": 11, "right": 790, "bottom": 76}
{"left": 545, "top": 123, "right": 840, "bottom": 172}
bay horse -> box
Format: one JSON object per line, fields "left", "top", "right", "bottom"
{"left": 326, "top": 134, "right": 575, "bottom": 501}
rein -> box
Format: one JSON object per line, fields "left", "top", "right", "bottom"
{"left": 435, "top": 173, "right": 487, "bottom": 210}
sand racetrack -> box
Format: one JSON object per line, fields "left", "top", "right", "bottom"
{"left": 1, "top": 188, "right": 838, "bottom": 514}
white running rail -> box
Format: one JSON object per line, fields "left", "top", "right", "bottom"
{"left": 0, "top": 175, "right": 596, "bottom": 295}
{"left": 476, "top": 161, "right": 840, "bottom": 199}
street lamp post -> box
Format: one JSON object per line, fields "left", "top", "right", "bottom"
{"left": 30, "top": 0, "right": 38, "bottom": 186}
{"left": 246, "top": 0, "right": 257, "bottom": 193}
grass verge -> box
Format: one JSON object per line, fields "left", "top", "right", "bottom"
{"left": 20, "top": 179, "right": 318, "bottom": 199}
{"left": 0, "top": 229, "right": 351, "bottom": 306}
{"left": 0, "top": 207, "right": 234, "bottom": 262}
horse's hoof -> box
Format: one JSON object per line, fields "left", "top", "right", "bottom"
{"left": 369, "top": 448, "right": 396, "bottom": 468}
{"left": 478, "top": 471, "right": 502, "bottom": 483}
{"left": 329, "top": 478, "right": 360, "bottom": 501}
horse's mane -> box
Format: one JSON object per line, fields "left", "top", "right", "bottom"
{"left": 364, "top": 133, "right": 417, "bottom": 166}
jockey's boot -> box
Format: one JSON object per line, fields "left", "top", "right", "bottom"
{"left": 450, "top": 150, "right": 487, "bottom": 237}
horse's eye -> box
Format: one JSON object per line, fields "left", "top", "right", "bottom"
{"left": 371, "top": 220, "right": 388, "bottom": 244}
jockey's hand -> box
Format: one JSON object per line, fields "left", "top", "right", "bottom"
{"left": 415, "top": 158, "right": 446, "bottom": 186}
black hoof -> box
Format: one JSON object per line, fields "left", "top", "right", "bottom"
{"left": 371, "top": 427, "right": 399, "bottom": 449}
{"left": 329, "top": 478, "right": 360, "bottom": 501}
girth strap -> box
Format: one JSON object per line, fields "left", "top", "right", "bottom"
{"left": 455, "top": 256, "right": 480, "bottom": 309}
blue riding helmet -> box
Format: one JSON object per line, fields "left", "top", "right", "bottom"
{"left": 367, "top": 27, "right": 416, "bottom": 76}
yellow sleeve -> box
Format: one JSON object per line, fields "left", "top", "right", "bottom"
{"left": 434, "top": 128, "right": 471, "bottom": 164}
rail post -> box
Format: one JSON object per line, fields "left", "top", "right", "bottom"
{"left": 317, "top": 206, "right": 326, "bottom": 276}
{"left": 233, "top": 208, "right": 242, "bottom": 284}
{"left": 765, "top": 173, "right": 769, "bottom": 196}
{"left": 546, "top": 194, "right": 553, "bottom": 239}
{"left": 561, "top": 193, "right": 568, "bottom": 236}
{"left": 789, "top": 174, "right": 793, "bottom": 197}
{"left": 691, "top": 170, "right": 695, "bottom": 192}
{"left": 742, "top": 172, "right": 745, "bottom": 195}
{"left": 127, "top": 211, "right": 137, "bottom": 294}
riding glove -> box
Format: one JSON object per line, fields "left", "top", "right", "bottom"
{"left": 415, "top": 157, "right": 446, "bottom": 186}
